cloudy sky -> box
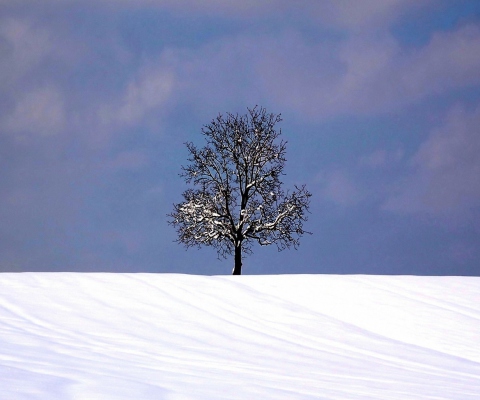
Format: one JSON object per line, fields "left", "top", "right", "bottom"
{"left": 1, "top": 0, "right": 479, "bottom": 275}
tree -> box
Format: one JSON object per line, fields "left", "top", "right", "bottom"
{"left": 168, "top": 106, "right": 311, "bottom": 275}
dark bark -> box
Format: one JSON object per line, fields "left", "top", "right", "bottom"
{"left": 232, "top": 245, "right": 242, "bottom": 275}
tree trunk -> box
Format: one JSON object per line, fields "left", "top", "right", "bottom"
{"left": 232, "top": 245, "right": 242, "bottom": 275}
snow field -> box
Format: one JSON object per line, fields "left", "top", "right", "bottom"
{"left": 0, "top": 273, "right": 479, "bottom": 399}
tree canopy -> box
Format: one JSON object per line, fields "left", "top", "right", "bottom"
{"left": 168, "top": 106, "right": 311, "bottom": 274}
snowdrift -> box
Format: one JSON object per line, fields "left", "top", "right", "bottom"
{"left": 1, "top": 273, "right": 479, "bottom": 399}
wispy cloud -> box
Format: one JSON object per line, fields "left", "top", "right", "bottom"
{"left": 98, "top": 67, "right": 174, "bottom": 128}
{"left": 384, "top": 104, "right": 480, "bottom": 217}
{"left": 360, "top": 149, "right": 404, "bottom": 169}
{"left": 308, "top": 0, "right": 428, "bottom": 30}
{"left": 0, "top": 18, "right": 53, "bottom": 85}
{"left": 3, "top": 85, "right": 66, "bottom": 139}
{"left": 259, "top": 23, "right": 480, "bottom": 117}
{"left": 316, "top": 169, "right": 363, "bottom": 207}
{"left": 400, "top": 24, "right": 480, "bottom": 99}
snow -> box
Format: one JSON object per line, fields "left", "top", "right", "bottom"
{"left": 1, "top": 273, "right": 479, "bottom": 399}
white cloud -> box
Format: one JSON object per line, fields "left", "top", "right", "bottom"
{"left": 258, "top": 23, "right": 480, "bottom": 117}
{"left": 0, "top": 0, "right": 282, "bottom": 16}
{"left": 1, "top": 0, "right": 428, "bottom": 29}
{"left": 401, "top": 24, "right": 480, "bottom": 98}
{"left": 0, "top": 18, "right": 53, "bottom": 87}
{"left": 360, "top": 148, "right": 404, "bottom": 168}
{"left": 319, "top": 0, "right": 426, "bottom": 30}
{"left": 384, "top": 104, "right": 480, "bottom": 215}
{"left": 87, "top": 21, "right": 479, "bottom": 124}
{"left": 4, "top": 3, "right": 478, "bottom": 127}
{"left": 3, "top": 85, "right": 66, "bottom": 139}
{"left": 98, "top": 66, "right": 174, "bottom": 127}
{"left": 316, "top": 169, "right": 362, "bottom": 207}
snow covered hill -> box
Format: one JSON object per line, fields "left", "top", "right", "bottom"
{"left": 1, "top": 273, "right": 479, "bottom": 399}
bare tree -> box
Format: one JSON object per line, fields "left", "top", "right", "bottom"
{"left": 168, "top": 106, "right": 311, "bottom": 275}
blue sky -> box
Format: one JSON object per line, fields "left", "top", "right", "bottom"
{"left": 1, "top": 0, "right": 479, "bottom": 275}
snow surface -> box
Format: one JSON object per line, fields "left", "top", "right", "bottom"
{"left": 1, "top": 273, "right": 479, "bottom": 399}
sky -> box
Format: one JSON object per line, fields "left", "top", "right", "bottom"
{"left": 1, "top": 0, "right": 480, "bottom": 275}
